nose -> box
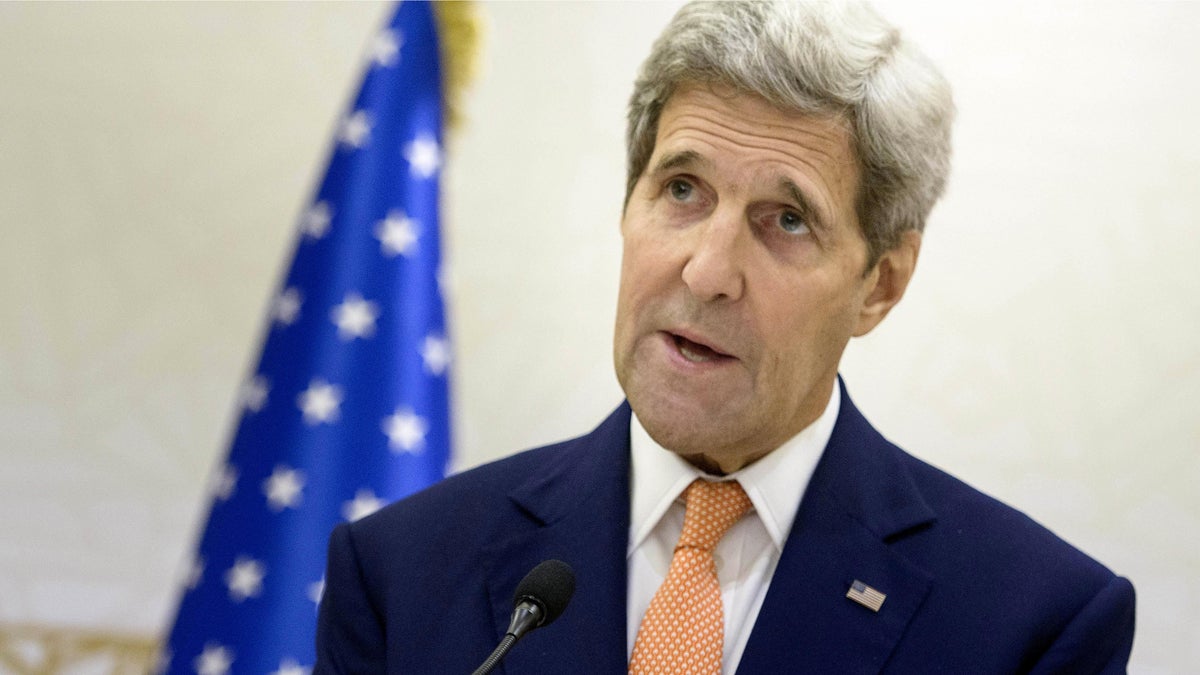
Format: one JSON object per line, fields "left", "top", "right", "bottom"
{"left": 680, "top": 208, "right": 746, "bottom": 303}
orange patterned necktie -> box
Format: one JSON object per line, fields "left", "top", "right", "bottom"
{"left": 629, "top": 479, "right": 753, "bottom": 675}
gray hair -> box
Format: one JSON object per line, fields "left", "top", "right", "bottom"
{"left": 626, "top": 0, "right": 954, "bottom": 267}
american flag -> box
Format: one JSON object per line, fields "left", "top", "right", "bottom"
{"left": 160, "top": 3, "right": 450, "bottom": 673}
{"left": 846, "top": 579, "right": 887, "bottom": 613}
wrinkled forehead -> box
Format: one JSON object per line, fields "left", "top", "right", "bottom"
{"left": 655, "top": 85, "right": 855, "bottom": 161}
{"left": 646, "top": 83, "right": 860, "bottom": 188}
{"left": 649, "top": 85, "right": 862, "bottom": 221}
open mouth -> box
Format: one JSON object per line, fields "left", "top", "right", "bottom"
{"left": 671, "top": 333, "right": 733, "bottom": 363}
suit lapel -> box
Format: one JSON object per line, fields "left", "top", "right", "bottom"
{"left": 737, "top": 385, "right": 937, "bottom": 674}
{"left": 481, "top": 404, "right": 633, "bottom": 675}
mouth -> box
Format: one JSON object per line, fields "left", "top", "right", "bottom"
{"left": 668, "top": 332, "right": 735, "bottom": 364}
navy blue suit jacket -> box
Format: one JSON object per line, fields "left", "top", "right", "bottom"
{"left": 315, "top": 389, "right": 1135, "bottom": 673}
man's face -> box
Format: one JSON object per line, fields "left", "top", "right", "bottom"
{"left": 613, "top": 84, "right": 910, "bottom": 473}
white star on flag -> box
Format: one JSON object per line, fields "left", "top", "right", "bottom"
{"left": 271, "top": 287, "right": 303, "bottom": 326}
{"left": 271, "top": 658, "right": 312, "bottom": 675}
{"left": 297, "top": 379, "right": 344, "bottom": 425}
{"left": 421, "top": 334, "right": 451, "bottom": 376}
{"left": 308, "top": 578, "right": 325, "bottom": 611}
{"left": 263, "top": 465, "right": 306, "bottom": 511}
{"left": 403, "top": 135, "right": 442, "bottom": 178}
{"left": 299, "top": 201, "right": 333, "bottom": 239}
{"left": 369, "top": 28, "right": 403, "bottom": 67}
{"left": 342, "top": 488, "right": 385, "bottom": 522}
{"left": 225, "top": 556, "right": 266, "bottom": 602}
{"left": 374, "top": 210, "right": 420, "bottom": 257}
{"left": 382, "top": 407, "right": 428, "bottom": 454}
{"left": 209, "top": 464, "right": 238, "bottom": 502}
{"left": 238, "top": 375, "right": 269, "bottom": 413}
{"left": 337, "top": 110, "right": 372, "bottom": 149}
{"left": 331, "top": 292, "right": 380, "bottom": 341}
{"left": 194, "top": 643, "right": 234, "bottom": 675}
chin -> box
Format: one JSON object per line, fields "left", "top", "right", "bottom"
{"left": 638, "top": 405, "right": 770, "bottom": 475}
{"left": 618, "top": 342, "right": 754, "bottom": 456}
{"left": 629, "top": 388, "right": 726, "bottom": 456}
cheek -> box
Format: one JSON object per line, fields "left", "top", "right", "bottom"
{"left": 615, "top": 249, "right": 643, "bottom": 314}
{"left": 619, "top": 235, "right": 674, "bottom": 297}
{"left": 757, "top": 282, "right": 851, "bottom": 367}
{"left": 615, "top": 247, "right": 656, "bottom": 338}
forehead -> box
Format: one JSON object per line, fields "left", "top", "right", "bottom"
{"left": 651, "top": 84, "right": 860, "bottom": 223}
{"left": 657, "top": 84, "right": 854, "bottom": 152}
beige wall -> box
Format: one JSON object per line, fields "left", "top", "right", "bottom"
{"left": 0, "top": 2, "right": 1196, "bottom": 673}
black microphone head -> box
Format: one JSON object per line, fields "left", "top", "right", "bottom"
{"left": 513, "top": 559, "right": 576, "bottom": 627}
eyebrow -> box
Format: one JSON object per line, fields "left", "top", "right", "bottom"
{"left": 778, "top": 178, "right": 818, "bottom": 222}
{"left": 649, "top": 149, "right": 709, "bottom": 176}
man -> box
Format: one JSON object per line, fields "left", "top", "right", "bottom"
{"left": 316, "top": 2, "right": 1136, "bottom": 673}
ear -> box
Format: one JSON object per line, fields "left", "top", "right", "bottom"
{"left": 853, "top": 229, "right": 921, "bottom": 337}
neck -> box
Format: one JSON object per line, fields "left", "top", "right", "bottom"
{"left": 678, "top": 449, "right": 771, "bottom": 476}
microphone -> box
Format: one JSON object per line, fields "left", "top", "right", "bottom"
{"left": 470, "top": 559, "right": 576, "bottom": 675}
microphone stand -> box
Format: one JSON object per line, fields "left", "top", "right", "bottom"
{"left": 470, "top": 600, "right": 544, "bottom": 675}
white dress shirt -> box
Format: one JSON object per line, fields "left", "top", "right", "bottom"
{"left": 626, "top": 384, "right": 840, "bottom": 674}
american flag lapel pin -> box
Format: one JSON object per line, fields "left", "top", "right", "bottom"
{"left": 846, "top": 579, "right": 887, "bottom": 612}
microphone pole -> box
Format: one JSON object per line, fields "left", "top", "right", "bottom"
{"left": 471, "top": 559, "right": 576, "bottom": 675}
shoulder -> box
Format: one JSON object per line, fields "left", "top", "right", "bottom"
{"left": 899, "top": 447, "right": 1117, "bottom": 586}
{"left": 340, "top": 440, "right": 567, "bottom": 557}
{"left": 823, "top": 382, "right": 1134, "bottom": 668}
{"left": 831, "top": 384, "right": 1122, "bottom": 594}
{"left": 337, "top": 401, "right": 632, "bottom": 569}
{"left": 884, "top": 448, "right": 1136, "bottom": 670}
{"left": 319, "top": 437, "right": 580, "bottom": 637}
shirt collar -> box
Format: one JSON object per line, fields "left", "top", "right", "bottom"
{"left": 628, "top": 382, "right": 841, "bottom": 555}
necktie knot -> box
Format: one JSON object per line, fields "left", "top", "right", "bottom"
{"left": 677, "top": 479, "right": 753, "bottom": 552}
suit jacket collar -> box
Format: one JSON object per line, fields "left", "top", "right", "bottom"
{"left": 736, "top": 382, "right": 937, "bottom": 673}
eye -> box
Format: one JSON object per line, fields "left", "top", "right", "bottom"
{"left": 667, "top": 178, "right": 695, "bottom": 202}
{"left": 778, "top": 210, "right": 809, "bottom": 235}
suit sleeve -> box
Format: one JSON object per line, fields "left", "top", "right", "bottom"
{"left": 1029, "top": 575, "right": 1136, "bottom": 674}
{"left": 314, "top": 523, "right": 387, "bottom": 675}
